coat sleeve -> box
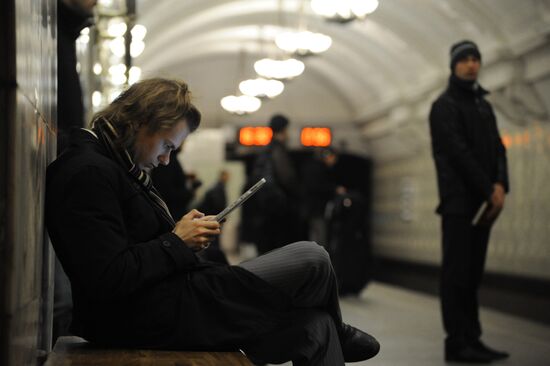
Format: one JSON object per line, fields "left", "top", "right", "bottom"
{"left": 304, "top": 161, "right": 335, "bottom": 196}
{"left": 429, "top": 99, "right": 494, "bottom": 200}
{"left": 495, "top": 139, "right": 509, "bottom": 192}
{"left": 271, "top": 145, "right": 299, "bottom": 196}
{"left": 490, "top": 105, "right": 510, "bottom": 193}
{"left": 57, "top": 165, "right": 198, "bottom": 302}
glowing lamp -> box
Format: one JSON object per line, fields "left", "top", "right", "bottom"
{"left": 239, "top": 127, "right": 273, "bottom": 146}
{"left": 301, "top": 127, "right": 331, "bottom": 147}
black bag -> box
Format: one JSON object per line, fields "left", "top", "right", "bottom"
{"left": 326, "top": 191, "right": 372, "bottom": 295}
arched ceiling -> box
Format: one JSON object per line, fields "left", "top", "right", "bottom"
{"left": 134, "top": 0, "right": 550, "bottom": 131}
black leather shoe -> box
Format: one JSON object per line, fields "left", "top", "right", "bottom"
{"left": 472, "top": 340, "right": 509, "bottom": 361}
{"left": 445, "top": 345, "right": 493, "bottom": 363}
{"left": 339, "top": 323, "right": 380, "bottom": 362}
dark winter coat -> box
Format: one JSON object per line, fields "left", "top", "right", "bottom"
{"left": 197, "top": 181, "right": 227, "bottom": 216}
{"left": 429, "top": 75, "right": 509, "bottom": 215}
{"left": 303, "top": 158, "right": 338, "bottom": 217}
{"left": 45, "top": 130, "right": 290, "bottom": 350}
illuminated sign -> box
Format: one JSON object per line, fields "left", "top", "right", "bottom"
{"left": 239, "top": 127, "right": 273, "bottom": 146}
{"left": 301, "top": 127, "right": 331, "bottom": 147}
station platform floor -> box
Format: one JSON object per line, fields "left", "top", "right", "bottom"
{"left": 273, "top": 282, "right": 550, "bottom": 366}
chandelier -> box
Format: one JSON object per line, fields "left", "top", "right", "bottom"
{"left": 221, "top": 48, "right": 265, "bottom": 115}
{"left": 239, "top": 78, "right": 285, "bottom": 98}
{"left": 275, "top": 30, "right": 332, "bottom": 56}
{"left": 254, "top": 58, "right": 305, "bottom": 80}
{"left": 78, "top": 7, "right": 147, "bottom": 115}
{"left": 220, "top": 95, "right": 262, "bottom": 115}
{"left": 311, "top": 0, "right": 379, "bottom": 22}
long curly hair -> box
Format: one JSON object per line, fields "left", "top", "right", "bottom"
{"left": 91, "top": 78, "right": 201, "bottom": 150}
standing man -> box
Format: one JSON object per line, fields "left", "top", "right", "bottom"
{"left": 429, "top": 40, "right": 510, "bottom": 363}
{"left": 253, "top": 114, "right": 304, "bottom": 254}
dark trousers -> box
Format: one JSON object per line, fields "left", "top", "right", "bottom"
{"left": 239, "top": 241, "right": 345, "bottom": 366}
{"left": 440, "top": 215, "right": 491, "bottom": 350}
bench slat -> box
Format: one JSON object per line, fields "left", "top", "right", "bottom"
{"left": 44, "top": 336, "right": 253, "bottom": 366}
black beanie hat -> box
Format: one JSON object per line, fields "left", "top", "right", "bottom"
{"left": 450, "top": 40, "right": 481, "bottom": 70}
{"left": 269, "top": 114, "right": 289, "bottom": 133}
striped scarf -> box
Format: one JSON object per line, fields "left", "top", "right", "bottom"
{"left": 91, "top": 118, "right": 176, "bottom": 227}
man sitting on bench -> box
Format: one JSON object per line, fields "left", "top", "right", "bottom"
{"left": 45, "top": 78, "right": 380, "bottom": 365}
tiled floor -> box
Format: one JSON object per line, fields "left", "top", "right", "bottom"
{"left": 272, "top": 282, "right": 550, "bottom": 366}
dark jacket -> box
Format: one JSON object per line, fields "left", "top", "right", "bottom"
{"left": 270, "top": 139, "right": 300, "bottom": 199}
{"left": 197, "top": 181, "right": 227, "bottom": 216}
{"left": 429, "top": 75, "right": 509, "bottom": 215}
{"left": 254, "top": 139, "right": 302, "bottom": 213}
{"left": 303, "top": 158, "right": 337, "bottom": 217}
{"left": 45, "top": 130, "right": 290, "bottom": 350}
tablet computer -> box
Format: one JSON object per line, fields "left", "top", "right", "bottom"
{"left": 215, "top": 178, "right": 266, "bottom": 222}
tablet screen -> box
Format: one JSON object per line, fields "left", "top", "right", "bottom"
{"left": 215, "top": 178, "right": 266, "bottom": 222}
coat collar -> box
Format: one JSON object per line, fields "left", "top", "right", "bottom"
{"left": 447, "top": 74, "right": 489, "bottom": 100}
{"left": 66, "top": 128, "right": 107, "bottom": 156}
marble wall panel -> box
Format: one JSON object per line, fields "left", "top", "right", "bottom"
{"left": 8, "top": 92, "right": 50, "bottom": 309}
{"left": 3, "top": 89, "right": 52, "bottom": 366}
{"left": 0, "top": 0, "right": 57, "bottom": 365}
{"left": 15, "top": 0, "right": 57, "bottom": 128}
{"left": 8, "top": 297, "right": 42, "bottom": 366}
{"left": 0, "top": 91, "right": 15, "bottom": 366}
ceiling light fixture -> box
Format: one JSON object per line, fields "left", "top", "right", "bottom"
{"left": 128, "top": 66, "right": 141, "bottom": 85}
{"left": 130, "top": 24, "right": 147, "bottom": 58}
{"left": 275, "top": 30, "right": 332, "bottom": 55}
{"left": 220, "top": 95, "right": 262, "bottom": 115}
{"left": 106, "top": 18, "right": 127, "bottom": 37}
{"left": 130, "top": 24, "right": 147, "bottom": 40}
{"left": 239, "top": 77, "right": 285, "bottom": 98}
{"left": 221, "top": 49, "right": 264, "bottom": 115}
{"left": 254, "top": 58, "right": 305, "bottom": 80}
{"left": 311, "top": 0, "right": 380, "bottom": 22}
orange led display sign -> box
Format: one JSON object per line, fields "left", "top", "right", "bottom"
{"left": 301, "top": 127, "right": 331, "bottom": 147}
{"left": 239, "top": 127, "right": 273, "bottom": 146}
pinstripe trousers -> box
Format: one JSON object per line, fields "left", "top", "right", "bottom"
{"left": 238, "top": 241, "right": 345, "bottom": 366}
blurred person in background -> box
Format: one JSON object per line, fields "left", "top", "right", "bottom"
{"left": 303, "top": 147, "right": 345, "bottom": 246}
{"left": 54, "top": 0, "right": 97, "bottom": 342}
{"left": 252, "top": 114, "right": 305, "bottom": 254}
{"left": 151, "top": 145, "right": 202, "bottom": 220}
{"left": 57, "top": 0, "right": 97, "bottom": 153}
{"left": 197, "top": 170, "right": 230, "bottom": 264}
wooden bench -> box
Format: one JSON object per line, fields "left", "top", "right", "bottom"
{"left": 44, "top": 336, "right": 254, "bottom": 366}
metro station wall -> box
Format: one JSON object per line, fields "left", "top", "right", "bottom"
{"left": 371, "top": 102, "right": 550, "bottom": 281}
{"left": 0, "top": 0, "right": 57, "bottom": 365}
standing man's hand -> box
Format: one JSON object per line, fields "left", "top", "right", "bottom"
{"left": 172, "top": 209, "right": 220, "bottom": 251}
{"left": 485, "top": 183, "right": 505, "bottom": 222}
{"left": 336, "top": 186, "right": 347, "bottom": 195}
